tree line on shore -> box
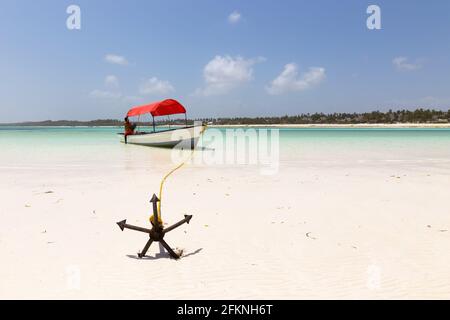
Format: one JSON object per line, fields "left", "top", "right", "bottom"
{"left": 202, "top": 109, "right": 450, "bottom": 125}
{"left": 2, "top": 108, "right": 449, "bottom": 126}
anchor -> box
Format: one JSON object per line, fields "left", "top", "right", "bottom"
{"left": 116, "top": 194, "right": 192, "bottom": 259}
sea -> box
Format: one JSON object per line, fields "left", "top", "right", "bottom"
{"left": 1, "top": 126, "right": 450, "bottom": 173}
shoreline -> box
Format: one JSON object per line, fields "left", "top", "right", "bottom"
{"left": 1, "top": 123, "right": 450, "bottom": 129}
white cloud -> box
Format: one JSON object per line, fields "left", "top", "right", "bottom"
{"left": 266, "top": 63, "right": 326, "bottom": 95}
{"left": 90, "top": 90, "right": 122, "bottom": 99}
{"left": 392, "top": 56, "right": 421, "bottom": 71}
{"left": 105, "top": 75, "right": 119, "bottom": 88}
{"left": 195, "top": 55, "right": 264, "bottom": 96}
{"left": 105, "top": 54, "right": 129, "bottom": 66}
{"left": 90, "top": 75, "right": 121, "bottom": 99}
{"left": 228, "top": 11, "right": 242, "bottom": 24}
{"left": 139, "top": 77, "right": 175, "bottom": 95}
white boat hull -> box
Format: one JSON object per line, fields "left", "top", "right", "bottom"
{"left": 118, "top": 125, "right": 206, "bottom": 148}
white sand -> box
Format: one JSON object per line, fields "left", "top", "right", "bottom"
{"left": 1, "top": 139, "right": 450, "bottom": 299}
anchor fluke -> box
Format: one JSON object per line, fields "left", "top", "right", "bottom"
{"left": 117, "top": 219, "right": 127, "bottom": 231}
{"left": 150, "top": 194, "right": 160, "bottom": 203}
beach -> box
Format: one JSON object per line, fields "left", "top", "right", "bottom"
{"left": 1, "top": 126, "right": 450, "bottom": 299}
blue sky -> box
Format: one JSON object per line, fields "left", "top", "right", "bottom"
{"left": 1, "top": 0, "right": 450, "bottom": 122}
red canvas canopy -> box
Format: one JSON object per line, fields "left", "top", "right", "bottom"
{"left": 126, "top": 99, "right": 186, "bottom": 117}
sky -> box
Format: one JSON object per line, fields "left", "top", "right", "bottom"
{"left": 1, "top": 0, "right": 450, "bottom": 122}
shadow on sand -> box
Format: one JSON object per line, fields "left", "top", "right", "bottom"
{"left": 126, "top": 248, "right": 203, "bottom": 260}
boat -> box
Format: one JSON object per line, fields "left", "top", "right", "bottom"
{"left": 118, "top": 99, "right": 206, "bottom": 148}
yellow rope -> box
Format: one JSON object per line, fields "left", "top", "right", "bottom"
{"left": 150, "top": 124, "right": 207, "bottom": 225}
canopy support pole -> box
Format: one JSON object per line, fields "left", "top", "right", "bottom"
{"left": 152, "top": 115, "right": 155, "bottom": 133}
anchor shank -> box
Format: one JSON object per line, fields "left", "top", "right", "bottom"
{"left": 159, "top": 239, "right": 179, "bottom": 259}
{"left": 163, "top": 215, "right": 193, "bottom": 234}
{"left": 124, "top": 224, "right": 152, "bottom": 234}
{"left": 117, "top": 220, "right": 151, "bottom": 234}
{"left": 138, "top": 239, "right": 153, "bottom": 258}
{"left": 152, "top": 201, "right": 160, "bottom": 228}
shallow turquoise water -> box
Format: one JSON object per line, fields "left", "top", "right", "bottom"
{"left": 1, "top": 126, "right": 450, "bottom": 170}
{"left": 2, "top": 126, "right": 450, "bottom": 143}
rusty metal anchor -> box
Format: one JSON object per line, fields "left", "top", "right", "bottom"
{"left": 116, "top": 194, "right": 192, "bottom": 259}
